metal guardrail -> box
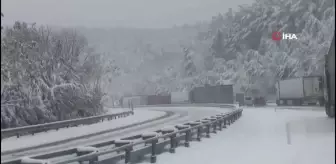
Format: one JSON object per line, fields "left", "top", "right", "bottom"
{"left": 1, "top": 111, "right": 134, "bottom": 140}
{"left": 135, "top": 103, "right": 240, "bottom": 108}
{"left": 1, "top": 104, "right": 242, "bottom": 164}
{"left": 1, "top": 111, "right": 174, "bottom": 158}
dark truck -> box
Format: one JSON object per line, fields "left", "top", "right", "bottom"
{"left": 189, "top": 84, "right": 234, "bottom": 104}
{"left": 324, "top": 34, "right": 335, "bottom": 118}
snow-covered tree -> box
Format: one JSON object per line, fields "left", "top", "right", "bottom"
{"left": 181, "top": 47, "right": 196, "bottom": 77}
{"left": 1, "top": 22, "right": 109, "bottom": 128}
{"left": 197, "top": 0, "right": 335, "bottom": 96}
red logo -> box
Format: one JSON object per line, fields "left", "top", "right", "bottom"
{"left": 272, "top": 31, "right": 282, "bottom": 41}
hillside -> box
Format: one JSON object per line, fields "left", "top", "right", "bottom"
{"left": 1, "top": 0, "right": 334, "bottom": 128}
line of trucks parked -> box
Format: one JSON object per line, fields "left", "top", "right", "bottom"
{"left": 119, "top": 84, "right": 266, "bottom": 108}
{"left": 119, "top": 84, "right": 237, "bottom": 107}
{"left": 119, "top": 34, "right": 334, "bottom": 118}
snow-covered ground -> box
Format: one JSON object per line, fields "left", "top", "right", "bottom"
{"left": 1, "top": 109, "right": 165, "bottom": 152}
{"left": 139, "top": 106, "right": 335, "bottom": 164}
{"left": 1, "top": 106, "right": 233, "bottom": 162}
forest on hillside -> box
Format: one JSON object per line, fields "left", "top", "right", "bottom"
{"left": 92, "top": 0, "right": 334, "bottom": 97}
{"left": 1, "top": 0, "right": 335, "bottom": 128}
{"left": 192, "top": 0, "right": 335, "bottom": 96}
{"left": 0, "top": 21, "right": 115, "bottom": 128}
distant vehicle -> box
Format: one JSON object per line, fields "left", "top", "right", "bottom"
{"left": 276, "top": 76, "right": 324, "bottom": 106}
{"left": 253, "top": 97, "right": 266, "bottom": 106}
{"left": 189, "top": 84, "right": 234, "bottom": 104}
{"left": 171, "top": 91, "right": 189, "bottom": 104}
{"left": 324, "top": 34, "right": 335, "bottom": 118}
{"left": 235, "top": 93, "right": 245, "bottom": 106}
{"left": 244, "top": 96, "right": 253, "bottom": 106}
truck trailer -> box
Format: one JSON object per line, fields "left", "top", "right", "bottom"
{"left": 276, "top": 76, "right": 324, "bottom": 106}
{"left": 189, "top": 84, "right": 234, "bottom": 104}
{"left": 324, "top": 35, "right": 335, "bottom": 118}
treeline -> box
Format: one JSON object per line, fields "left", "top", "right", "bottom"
{"left": 91, "top": 0, "right": 334, "bottom": 98}
{"left": 1, "top": 22, "right": 109, "bottom": 128}
{"left": 177, "top": 0, "right": 335, "bottom": 96}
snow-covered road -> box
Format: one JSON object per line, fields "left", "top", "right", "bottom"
{"left": 139, "top": 106, "right": 335, "bottom": 164}
{"left": 1, "top": 106, "right": 233, "bottom": 162}
{"left": 1, "top": 109, "right": 165, "bottom": 152}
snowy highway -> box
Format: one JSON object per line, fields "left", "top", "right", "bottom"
{"left": 1, "top": 106, "right": 231, "bottom": 162}
{"left": 3, "top": 105, "right": 332, "bottom": 164}
{"left": 139, "top": 106, "right": 335, "bottom": 164}
{"left": 1, "top": 109, "right": 164, "bottom": 152}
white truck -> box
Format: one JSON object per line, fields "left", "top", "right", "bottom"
{"left": 171, "top": 91, "right": 190, "bottom": 104}
{"left": 276, "top": 76, "right": 324, "bottom": 106}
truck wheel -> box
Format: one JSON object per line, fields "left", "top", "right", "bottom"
{"left": 326, "top": 106, "right": 335, "bottom": 118}
{"left": 324, "top": 103, "right": 335, "bottom": 118}
{"left": 293, "top": 100, "right": 301, "bottom": 106}
{"left": 319, "top": 99, "right": 325, "bottom": 106}
{"left": 276, "top": 100, "right": 283, "bottom": 106}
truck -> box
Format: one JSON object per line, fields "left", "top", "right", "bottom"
{"left": 189, "top": 84, "right": 234, "bottom": 104}
{"left": 324, "top": 34, "right": 335, "bottom": 118}
{"left": 276, "top": 76, "right": 324, "bottom": 106}
{"left": 171, "top": 91, "right": 190, "bottom": 104}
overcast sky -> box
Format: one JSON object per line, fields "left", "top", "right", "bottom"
{"left": 2, "top": 0, "right": 253, "bottom": 28}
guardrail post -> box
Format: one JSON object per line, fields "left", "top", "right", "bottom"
{"left": 210, "top": 118, "right": 217, "bottom": 134}
{"left": 125, "top": 147, "right": 133, "bottom": 164}
{"left": 188, "top": 122, "right": 201, "bottom": 141}
{"left": 200, "top": 120, "right": 210, "bottom": 138}
{"left": 218, "top": 119, "right": 223, "bottom": 131}
{"left": 206, "top": 124, "right": 211, "bottom": 138}
{"left": 213, "top": 122, "right": 217, "bottom": 134}
{"left": 169, "top": 134, "right": 176, "bottom": 153}
{"left": 227, "top": 116, "right": 232, "bottom": 125}
{"left": 223, "top": 117, "right": 227, "bottom": 128}
{"left": 142, "top": 132, "right": 158, "bottom": 146}
{"left": 197, "top": 127, "right": 202, "bottom": 141}
{"left": 150, "top": 139, "right": 158, "bottom": 163}
{"left": 184, "top": 130, "right": 191, "bottom": 147}
{"left": 161, "top": 127, "right": 176, "bottom": 151}
{"left": 175, "top": 124, "right": 190, "bottom": 141}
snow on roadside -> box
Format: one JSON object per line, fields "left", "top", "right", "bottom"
{"left": 139, "top": 107, "right": 335, "bottom": 164}
{"left": 1, "top": 110, "right": 165, "bottom": 152}
{"left": 104, "top": 107, "right": 129, "bottom": 114}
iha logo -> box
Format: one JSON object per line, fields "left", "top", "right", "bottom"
{"left": 272, "top": 31, "right": 298, "bottom": 41}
